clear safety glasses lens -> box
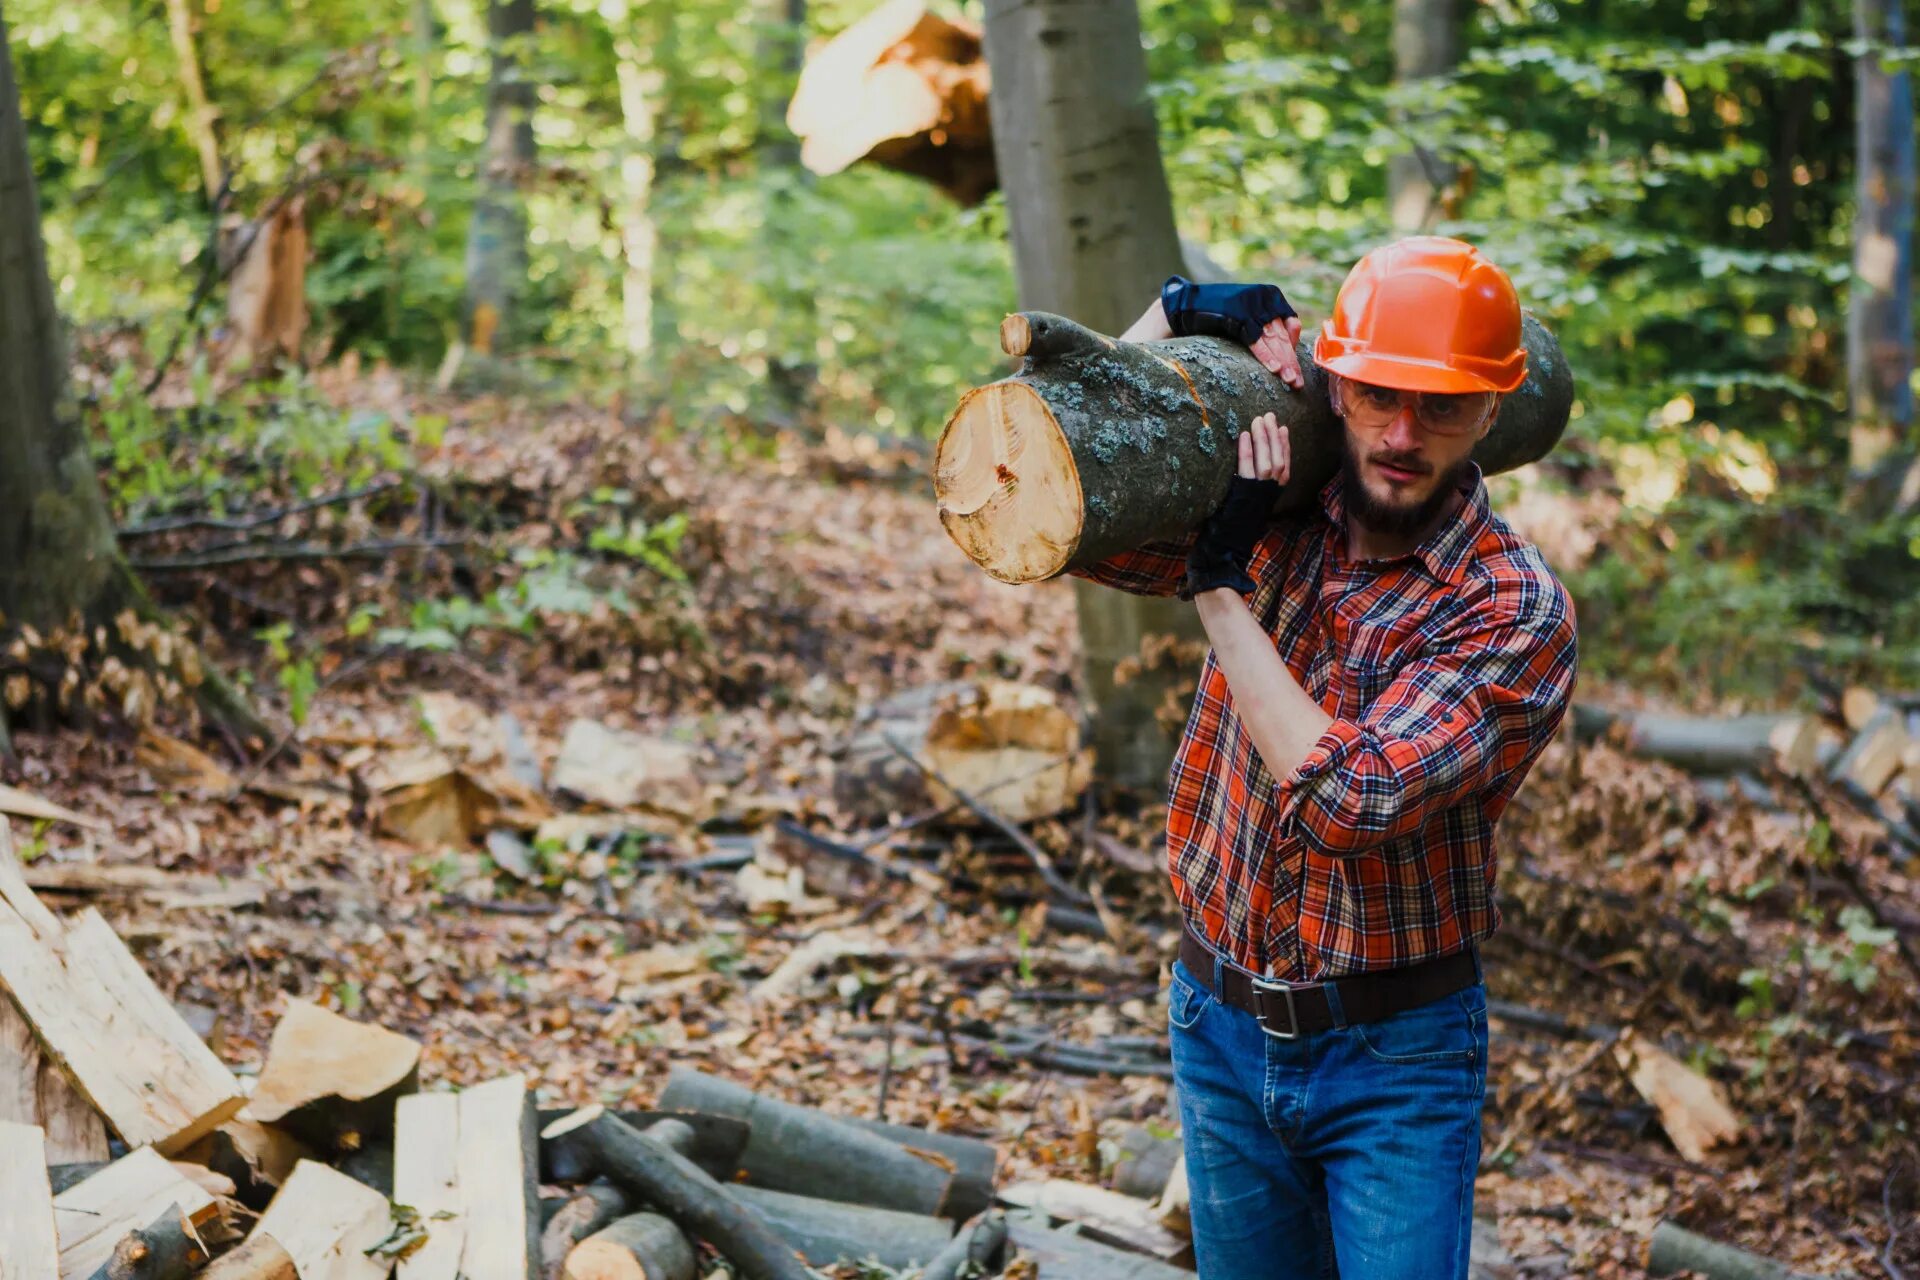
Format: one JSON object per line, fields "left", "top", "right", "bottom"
{"left": 1333, "top": 378, "right": 1495, "bottom": 436}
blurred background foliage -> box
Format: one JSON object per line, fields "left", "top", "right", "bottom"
{"left": 7, "top": 0, "right": 1919, "bottom": 700}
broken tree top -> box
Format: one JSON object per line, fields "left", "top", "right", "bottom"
{"left": 933, "top": 310, "right": 1575, "bottom": 584}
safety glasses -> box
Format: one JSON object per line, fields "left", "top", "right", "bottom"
{"left": 1330, "top": 374, "right": 1498, "bottom": 437}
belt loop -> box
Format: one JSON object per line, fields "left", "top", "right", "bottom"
{"left": 1470, "top": 945, "right": 1484, "bottom": 985}
{"left": 1322, "top": 979, "right": 1347, "bottom": 1029}
{"left": 1212, "top": 946, "right": 1227, "bottom": 995}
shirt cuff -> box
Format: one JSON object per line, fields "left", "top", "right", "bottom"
{"left": 1273, "top": 716, "right": 1366, "bottom": 824}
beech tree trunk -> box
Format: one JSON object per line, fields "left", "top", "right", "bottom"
{"left": 464, "top": 0, "right": 537, "bottom": 354}
{"left": 1847, "top": 0, "right": 1915, "bottom": 476}
{"left": 980, "top": 0, "right": 1201, "bottom": 789}
{"left": 164, "top": 0, "right": 224, "bottom": 203}
{"left": 1387, "top": 0, "right": 1459, "bottom": 231}
{"left": 935, "top": 311, "right": 1574, "bottom": 583}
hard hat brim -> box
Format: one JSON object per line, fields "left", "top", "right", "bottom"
{"left": 1314, "top": 329, "right": 1527, "bottom": 395}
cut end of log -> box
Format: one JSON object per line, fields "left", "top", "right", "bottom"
{"left": 999, "top": 314, "right": 1031, "bottom": 358}
{"left": 247, "top": 1000, "right": 421, "bottom": 1134}
{"left": 541, "top": 1104, "right": 606, "bottom": 1142}
{"left": 934, "top": 381, "right": 1083, "bottom": 584}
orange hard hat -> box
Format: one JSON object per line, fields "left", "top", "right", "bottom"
{"left": 1312, "top": 236, "right": 1527, "bottom": 394}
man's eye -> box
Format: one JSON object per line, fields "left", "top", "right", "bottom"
{"left": 1423, "top": 396, "right": 1469, "bottom": 422}
{"left": 1359, "top": 387, "right": 1400, "bottom": 409}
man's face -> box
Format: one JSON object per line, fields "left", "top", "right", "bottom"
{"left": 1335, "top": 379, "right": 1491, "bottom": 540}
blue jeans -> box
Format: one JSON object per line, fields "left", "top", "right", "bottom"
{"left": 1167, "top": 952, "right": 1489, "bottom": 1279}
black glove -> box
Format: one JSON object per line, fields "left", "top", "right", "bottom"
{"left": 1161, "top": 275, "right": 1298, "bottom": 347}
{"left": 1178, "top": 475, "right": 1282, "bottom": 601}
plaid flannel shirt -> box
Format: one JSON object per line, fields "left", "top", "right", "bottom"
{"left": 1069, "top": 461, "right": 1578, "bottom": 981}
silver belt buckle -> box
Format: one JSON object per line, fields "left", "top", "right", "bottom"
{"left": 1251, "top": 972, "right": 1299, "bottom": 1040}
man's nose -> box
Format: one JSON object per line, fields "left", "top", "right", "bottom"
{"left": 1384, "top": 403, "right": 1422, "bottom": 449}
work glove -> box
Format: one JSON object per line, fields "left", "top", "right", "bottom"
{"left": 1177, "top": 474, "right": 1282, "bottom": 601}
{"left": 1160, "top": 275, "right": 1299, "bottom": 347}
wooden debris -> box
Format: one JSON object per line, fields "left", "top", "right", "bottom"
{"left": 183, "top": 1113, "right": 311, "bottom": 1211}
{"left": 656, "top": 1067, "right": 954, "bottom": 1217}
{"left": 1828, "top": 705, "right": 1910, "bottom": 796}
{"left": 918, "top": 1211, "right": 1008, "bottom": 1280}
{"left": 1614, "top": 1029, "right": 1742, "bottom": 1163}
{"left": 0, "top": 995, "right": 110, "bottom": 1163}
{"left": 224, "top": 197, "right": 308, "bottom": 365}
{"left": 248, "top": 1000, "right": 421, "bottom": 1155}
{"left": 539, "top": 1185, "right": 631, "bottom": 1280}
{"left": 786, "top": 0, "right": 994, "bottom": 204}
{"left": 454, "top": 1076, "right": 541, "bottom": 1280}
{"left": 53, "top": 1149, "right": 218, "bottom": 1280}
{"left": 998, "top": 1179, "right": 1186, "bottom": 1259}
{"left": 18, "top": 864, "right": 267, "bottom": 912}
{"left": 842, "top": 1114, "right": 998, "bottom": 1223}
{"left": 560, "top": 1214, "right": 695, "bottom": 1280}
{"left": 0, "top": 783, "right": 106, "bottom": 830}
{"left": 551, "top": 721, "right": 703, "bottom": 819}
{"left": 721, "top": 1184, "right": 953, "bottom": 1271}
{"left": 1109, "top": 1126, "right": 1182, "bottom": 1201}
{"left": 748, "top": 930, "right": 878, "bottom": 1003}
{"left": 1646, "top": 1219, "right": 1812, "bottom": 1279}
{"left": 0, "top": 828, "right": 244, "bottom": 1155}
{"left": 1841, "top": 686, "right": 1882, "bottom": 731}
{"left": 538, "top": 1107, "right": 810, "bottom": 1280}
{"left": 86, "top": 1206, "right": 209, "bottom": 1280}
{"left": 1151, "top": 1156, "right": 1188, "bottom": 1236}
{"left": 393, "top": 1095, "right": 461, "bottom": 1280}
{"left": 0, "top": 1121, "right": 59, "bottom": 1280}
{"left": 253, "top": 1160, "right": 396, "bottom": 1280}
{"left": 920, "top": 681, "right": 1092, "bottom": 824}
{"left": 1001, "top": 1215, "right": 1195, "bottom": 1280}
{"left": 200, "top": 1234, "right": 297, "bottom": 1280}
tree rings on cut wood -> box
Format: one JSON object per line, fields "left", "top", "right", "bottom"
{"left": 934, "top": 310, "right": 1575, "bottom": 584}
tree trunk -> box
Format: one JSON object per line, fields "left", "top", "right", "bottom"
{"left": 602, "top": 0, "right": 666, "bottom": 374}
{"left": 0, "top": 15, "right": 263, "bottom": 740}
{"left": 980, "top": 0, "right": 1201, "bottom": 789}
{"left": 163, "top": 0, "right": 224, "bottom": 203}
{"left": 464, "top": 0, "right": 537, "bottom": 355}
{"left": 1846, "top": 0, "right": 1915, "bottom": 477}
{"left": 935, "top": 311, "right": 1573, "bottom": 582}
{"left": 1386, "top": 0, "right": 1459, "bottom": 231}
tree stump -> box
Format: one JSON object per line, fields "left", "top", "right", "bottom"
{"left": 934, "top": 311, "right": 1575, "bottom": 583}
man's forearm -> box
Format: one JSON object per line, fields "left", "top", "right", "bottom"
{"left": 1194, "top": 587, "right": 1332, "bottom": 782}
{"left": 1119, "top": 298, "right": 1173, "bottom": 343}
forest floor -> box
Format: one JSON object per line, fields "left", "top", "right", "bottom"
{"left": 8, "top": 366, "right": 1918, "bottom": 1278}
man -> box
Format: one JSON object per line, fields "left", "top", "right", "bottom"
{"left": 1070, "top": 236, "right": 1579, "bottom": 1279}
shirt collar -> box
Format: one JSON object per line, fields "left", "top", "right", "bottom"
{"left": 1318, "top": 459, "right": 1487, "bottom": 587}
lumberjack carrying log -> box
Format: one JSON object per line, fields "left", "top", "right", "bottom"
{"left": 935, "top": 236, "right": 1580, "bottom": 1279}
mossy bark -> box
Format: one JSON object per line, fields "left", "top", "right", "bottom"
{"left": 0, "top": 17, "right": 263, "bottom": 742}
{"left": 948, "top": 309, "right": 1573, "bottom": 577}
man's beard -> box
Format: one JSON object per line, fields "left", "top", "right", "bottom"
{"left": 1338, "top": 431, "right": 1470, "bottom": 540}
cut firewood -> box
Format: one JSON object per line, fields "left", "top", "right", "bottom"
{"left": 785, "top": 0, "right": 994, "bottom": 204}
{"left": 85, "top": 1206, "right": 209, "bottom": 1280}
{"left": 560, "top": 1213, "right": 695, "bottom": 1280}
{"left": 0, "top": 783, "right": 106, "bottom": 830}
{"left": 200, "top": 1233, "right": 297, "bottom": 1280}
{"left": 0, "top": 994, "right": 110, "bottom": 1163}
{"left": 1572, "top": 707, "right": 1800, "bottom": 776}
{"left": 998, "top": 1179, "right": 1186, "bottom": 1259}
{"left": 248, "top": 1000, "right": 421, "bottom": 1156}
{"left": 1842, "top": 686, "right": 1882, "bottom": 731}
{"left": 1646, "top": 1220, "right": 1812, "bottom": 1279}
{"left": 538, "top": 1107, "right": 810, "bottom": 1280}
{"left": 0, "top": 1121, "right": 60, "bottom": 1280}
{"left": 1151, "top": 1155, "right": 1188, "bottom": 1237}
{"left": 53, "top": 1148, "right": 219, "bottom": 1280}
{"left": 253, "top": 1160, "right": 396, "bottom": 1280}
{"left": 656, "top": 1067, "right": 954, "bottom": 1217}
{"left": 1828, "top": 706, "right": 1910, "bottom": 795}
{"left": 1614, "top": 1029, "right": 1742, "bottom": 1163}
{"left": 394, "top": 1077, "right": 542, "bottom": 1280}
{"left": 918, "top": 1211, "right": 1008, "bottom": 1280}
{"left": 1001, "top": 1215, "right": 1196, "bottom": 1280}
{"left": 393, "top": 1095, "right": 462, "bottom": 1280}
{"left": 934, "top": 311, "right": 1573, "bottom": 583}
{"left": 0, "top": 828, "right": 244, "bottom": 1155}
{"left": 182, "top": 1113, "right": 311, "bottom": 1211}
{"left": 842, "top": 1115, "right": 999, "bottom": 1223}
{"left": 539, "top": 1185, "right": 631, "bottom": 1280}
{"left": 454, "top": 1076, "right": 541, "bottom": 1280}
{"left": 721, "top": 1184, "right": 953, "bottom": 1271}
{"left": 920, "top": 680, "right": 1092, "bottom": 825}
{"left": 1109, "top": 1126, "right": 1181, "bottom": 1201}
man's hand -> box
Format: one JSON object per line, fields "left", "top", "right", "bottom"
{"left": 1179, "top": 413, "right": 1292, "bottom": 601}
{"left": 1160, "top": 275, "right": 1306, "bottom": 390}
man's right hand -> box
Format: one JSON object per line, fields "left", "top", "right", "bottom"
{"left": 1160, "top": 275, "right": 1306, "bottom": 390}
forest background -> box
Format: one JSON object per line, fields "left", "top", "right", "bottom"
{"left": 3, "top": 0, "right": 1920, "bottom": 1275}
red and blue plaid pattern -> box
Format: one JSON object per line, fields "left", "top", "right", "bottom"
{"left": 1069, "top": 462, "right": 1578, "bottom": 981}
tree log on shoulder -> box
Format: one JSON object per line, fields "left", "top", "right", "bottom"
{"left": 936, "top": 311, "right": 1574, "bottom": 584}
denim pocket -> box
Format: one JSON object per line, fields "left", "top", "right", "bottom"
{"left": 1167, "top": 957, "right": 1215, "bottom": 1032}
{"left": 1354, "top": 986, "right": 1482, "bottom": 1064}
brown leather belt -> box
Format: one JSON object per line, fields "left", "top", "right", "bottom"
{"left": 1178, "top": 920, "right": 1480, "bottom": 1039}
